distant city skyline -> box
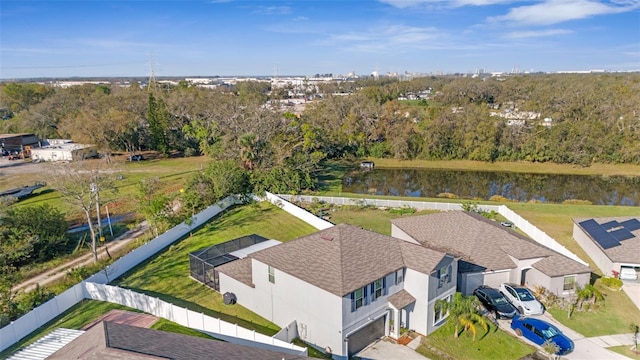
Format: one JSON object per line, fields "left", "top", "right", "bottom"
{"left": 1, "top": 0, "right": 639, "bottom": 79}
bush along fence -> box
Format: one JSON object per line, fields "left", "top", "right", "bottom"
{"left": 1, "top": 196, "right": 308, "bottom": 356}
{"left": 275, "top": 194, "right": 588, "bottom": 267}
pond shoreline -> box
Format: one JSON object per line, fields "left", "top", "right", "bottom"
{"left": 367, "top": 158, "right": 640, "bottom": 177}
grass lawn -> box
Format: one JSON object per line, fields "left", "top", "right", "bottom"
{"left": 417, "top": 319, "right": 535, "bottom": 360}
{"left": 609, "top": 345, "right": 640, "bottom": 358}
{"left": 114, "top": 201, "right": 317, "bottom": 337}
{"left": 547, "top": 283, "right": 640, "bottom": 337}
{"left": 0, "top": 300, "right": 135, "bottom": 358}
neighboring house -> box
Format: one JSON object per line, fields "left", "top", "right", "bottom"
{"left": 573, "top": 217, "right": 640, "bottom": 279}
{"left": 216, "top": 224, "right": 457, "bottom": 359}
{"left": 30, "top": 142, "right": 97, "bottom": 162}
{"left": 47, "top": 321, "right": 307, "bottom": 359}
{"left": 391, "top": 211, "right": 592, "bottom": 298}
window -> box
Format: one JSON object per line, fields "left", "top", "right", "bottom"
{"left": 438, "top": 265, "right": 451, "bottom": 288}
{"left": 351, "top": 287, "right": 364, "bottom": 311}
{"left": 395, "top": 269, "right": 404, "bottom": 285}
{"left": 268, "top": 265, "right": 275, "bottom": 283}
{"left": 373, "top": 279, "right": 383, "bottom": 300}
{"left": 563, "top": 275, "right": 576, "bottom": 291}
{"left": 433, "top": 295, "right": 451, "bottom": 324}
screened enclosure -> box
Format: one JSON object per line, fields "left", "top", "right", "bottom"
{"left": 189, "top": 234, "right": 269, "bottom": 291}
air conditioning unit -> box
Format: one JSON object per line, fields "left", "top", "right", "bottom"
{"left": 223, "top": 292, "right": 237, "bottom": 305}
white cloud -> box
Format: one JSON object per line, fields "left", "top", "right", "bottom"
{"left": 504, "top": 28, "right": 573, "bottom": 38}
{"left": 252, "top": 6, "right": 292, "bottom": 15}
{"left": 324, "top": 24, "right": 454, "bottom": 52}
{"left": 379, "top": 0, "right": 515, "bottom": 8}
{"left": 489, "top": 0, "right": 640, "bottom": 26}
{"left": 293, "top": 16, "right": 309, "bottom": 21}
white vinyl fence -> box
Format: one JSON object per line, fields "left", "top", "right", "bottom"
{"left": 84, "top": 283, "right": 307, "bottom": 356}
{"left": 0, "top": 196, "right": 240, "bottom": 353}
{"left": 275, "top": 194, "right": 589, "bottom": 266}
{"left": 260, "top": 192, "right": 334, "bottom": 230}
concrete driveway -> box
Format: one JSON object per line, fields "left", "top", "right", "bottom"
{"left": 355, "top": 338, "right": 428, "bottom": 360}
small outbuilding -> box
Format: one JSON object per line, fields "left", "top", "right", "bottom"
{"left": 360, "top": 161, "right": 374, "bottom": 170}
{"left": 30, "top": 142, "right": 97, "bottom": 162}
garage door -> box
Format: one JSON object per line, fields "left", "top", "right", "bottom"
{"left": 348, "top": 316, "right": 386, "bottom": 357}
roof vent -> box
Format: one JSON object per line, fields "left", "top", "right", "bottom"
{"left": 320, "top": 235, "right": 334, "bottom": 241}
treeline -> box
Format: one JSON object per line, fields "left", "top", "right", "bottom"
{"left": 2, "top": 73, "right": 639, "bottom": 178}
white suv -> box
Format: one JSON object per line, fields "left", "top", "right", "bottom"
{"left": 499, "top": 283, "right": 544, "bottom": 316}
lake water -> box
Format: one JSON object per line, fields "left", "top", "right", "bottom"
{"left": 342, "top": 169, "right": 640, "bottom": 206}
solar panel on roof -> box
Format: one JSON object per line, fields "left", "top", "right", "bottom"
{"left": 620, "top": 218, "right": 640, "bottom": 232}
{"left": 601, "top": 221, "right": 619, "bottom": 229}
{"left": 580, "top": 219, "right": 621, "bottom": 249}
{"left": 610, "top": 228, "right": 635, "bottom": 242}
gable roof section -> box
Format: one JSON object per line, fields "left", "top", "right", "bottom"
{"left": 392, "top": 211, "right": 591, "bottom": 276}
{"left": 244, "top": 223, "right": 447, "bottom": 297}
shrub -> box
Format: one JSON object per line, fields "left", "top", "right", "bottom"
{"left": 489, "top": 195, "right": 510, "bottom": 202}
{"left": 389, "top": 206, "right": 417, "bottom": 215}
{"left": 601, "top": 276, "right": 623, "bottom": 290}
{"left": 437, "top": 192, "right": 459, "bottom": 199}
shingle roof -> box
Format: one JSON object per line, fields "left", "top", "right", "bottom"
{"left": 574, "top": 217, "right": 640, "bottom": 264}
{"left": 49, "top": 321, "right": 308, "bottom": 359}
{"left": 216, "top": 257, "right": 254, "bottom": 287}
{"left": 102, "top": 322, "right": 308, "bottom": 359}
{"left": 223, "top": 224, "right": 447, "bottom": 297}
{"left": 392, "top": 211, "right": 591, "bottom": 276}
{"left": 388, "top": 290, "right": 416, "bottom": 309}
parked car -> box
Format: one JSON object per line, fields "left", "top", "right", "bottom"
{"left": 620, "top": 267, "right": 638, "bottom": 281}
{"left": 499, "top": 283, "right": 544, "bottom": 316}
{"left": 511, "top": 315, "right": 574, "bottom": 355}
{"left": 474, "top": 285, "right": 518, "bottom": 319}
{"left": 127, "top": 154, "right": 144, "bottom": 161}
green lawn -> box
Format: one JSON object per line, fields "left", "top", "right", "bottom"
{"left": 547, "top": 282, "right": 640, "bottom": 337}
{"left": 0, "top": 300, "right": 136, "bottom": 358}
{"left": 609, "top": 345, "right": 640, "bottom": 358}
{"left": 417, "top": 319, "right": 535, "bottom": 360}
{"left": 114, "top": 201, "right": 317, "bottom": 336}
{"left": 320, "top": 207, "right": 438, "bottom": 235}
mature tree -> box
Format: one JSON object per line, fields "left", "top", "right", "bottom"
{"left": 0, "top": 204, "right": 68, "bottom": 268}
{"left": 46, "top": 160, "right": 116, "bottom": 262}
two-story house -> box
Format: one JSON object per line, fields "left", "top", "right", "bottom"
{"left": 216, "top": 224, "right": 457, "bottom": 359}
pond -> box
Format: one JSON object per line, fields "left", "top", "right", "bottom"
{"left": 342, "top": 168, "right": 640, "bottom": 206}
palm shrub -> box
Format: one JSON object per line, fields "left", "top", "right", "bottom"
{"left": 436, "top": 292, "right": 489, "bottom": 341}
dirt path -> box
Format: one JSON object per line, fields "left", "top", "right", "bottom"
{"left": 12, "top": 221, "right": 150, "bottom": 293}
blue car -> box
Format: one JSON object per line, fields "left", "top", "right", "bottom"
{"left": 511, "top": 315, "right": 574, "bottom": 355}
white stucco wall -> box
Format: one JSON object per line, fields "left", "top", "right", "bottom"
{"left": 403, "top": 268, "right": 430, "bottom": 335}
{"left": 252, "top": 260, "right": 345, "bottom": 357}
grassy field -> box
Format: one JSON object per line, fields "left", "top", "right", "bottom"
{"left": 15, "top": 155, "right": 210, "bottom": 221}
{"left": 114, "top": 201, "right": 317, "bottom": 336}
{"left": 416, "top": 319, "right": 535, "bottom": 360}
{"left": 609, "top": 345, "right": 640, "bottom": 358}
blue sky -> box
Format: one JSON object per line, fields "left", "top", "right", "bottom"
{"left": 1, "top": 0, "right": 639, "bottom": 78}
